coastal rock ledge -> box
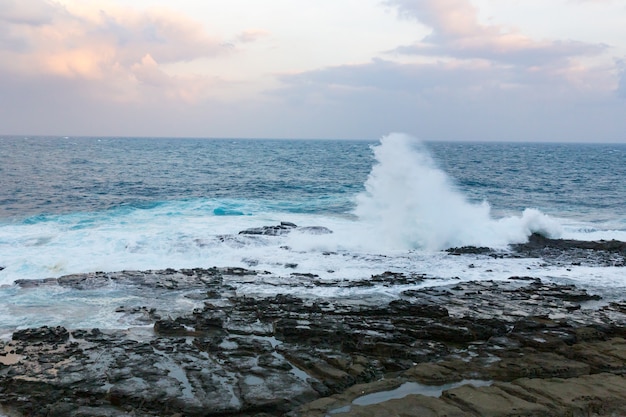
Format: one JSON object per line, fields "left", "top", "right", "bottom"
{"left": 2, "top": 268, "right": 626, "bottom": 416}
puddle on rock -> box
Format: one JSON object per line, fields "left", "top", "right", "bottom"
{"left": 327, "top": 379, "right": 492, "bottom": 415}
{"left": 244, "top": 375, "right": 264, "bottom": 385}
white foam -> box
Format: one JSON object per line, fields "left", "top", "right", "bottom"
{"left": 1, "top": 134, "right": 626, "bottom": 332}
{"left": 353, "top": 133, "right": 563, "bottom": 250}
{"left": 561, "top": 224, "right": 626, "bottom": 242}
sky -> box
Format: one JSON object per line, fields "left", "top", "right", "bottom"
{"left": 1, "top": 0, "right": 625, "bottom": 142}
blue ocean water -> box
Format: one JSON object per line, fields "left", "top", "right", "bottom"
{"left": 0, "top": 134, "right": 625, "bottom": 331}
{"left": 0, "top": 137, "right": 626, "bottom": 222}
{"left": 0, "top": 137, "right": 371, "bottom": 219}
{"left": 2, "top": 136, "right": 624, "bottom": 223}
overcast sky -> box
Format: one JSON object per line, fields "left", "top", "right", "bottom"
{"left": 1, "top": 0, "right": 625, "bottom": 142}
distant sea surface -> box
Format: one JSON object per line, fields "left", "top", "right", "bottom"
{"left": 1, "top": 134, "right": 625, "bottom": 331}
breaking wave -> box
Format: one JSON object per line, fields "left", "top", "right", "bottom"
{"left": 354, "top": 133, "right": 562, "bottom": 250}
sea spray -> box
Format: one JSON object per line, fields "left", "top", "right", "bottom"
{"left": 354, "top": 133, "right": 562, "bottom": 250}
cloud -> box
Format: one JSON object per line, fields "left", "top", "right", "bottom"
{"left": 278, "top": 58, "right": 502, "bottom": 97}
{"left": 280, "top": 60, "right": 616, "bottom": 141}
{"left": 568, "top": 0, "right": 616, "bottom": 3}
{"left": 236, "top": 29, "right": 270, "bottom": 44}
{"left": 0, "top": 1, "right": 231, "bottom": 102}
{"left": 276, "top": 53, "right": 608, "bottom": 105}
{"left": 0, "top": 0, "right": 57, "bottom": 26}
{"left": 617, "top": 58, "right": 626, "bottom": 98}
{"left": 386, "top": 0, "right": 607, "bottom": 66}
{"left": 270, "top": 55, "right": 626, "bottom": 141}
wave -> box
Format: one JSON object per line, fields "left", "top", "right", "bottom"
{"left": 3, "top": 134, "right": 625, "bottom": 287}
{"left": 353, "top": 133, "right": 563, "bottom": 250}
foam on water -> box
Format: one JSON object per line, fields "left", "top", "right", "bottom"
{"left": 1, "top": 134, "right": 625, "bottom": 332}
{"left": 0, "top": 133, "right": 623, "bottom": 289}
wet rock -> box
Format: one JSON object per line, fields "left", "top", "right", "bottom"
{"left": 446, "top": 234, "right": 626, "bottom": 267}
{"left": 12, "top": 326, "right": 69, "bottom": 344}
{"left": 239, "top": 222, "right": 298, "bottom": 236}
{"left": 153, "top": 319, "right": 193, "bottom": 336}
{"left": 4, "top": 270, "right": 626, "bottom": 416}
{"left": 238, "top": 222, "right": 333, "bottom": 237}
{"left": 298, "top": 226, "right": 333, "bottom": 235}
{"left": 519, "top": 233, "right": 626, "bottom": 254}
{"left": 13, "top": 277, "right": 58, "bottom": 287}
{"left": 510, "top": 233, "right": 626, "bottom": 266}
{"left": 446, "top": 246, "right": 494, "bottom": 255}
{"left": 388, "top": 299, "right": 449, "bottom": 318}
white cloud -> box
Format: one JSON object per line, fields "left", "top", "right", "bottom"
{"left": 0, "top": 1, "right": 232, "bottom": 103}
{"left": 0, "top": 0, "right": 57, "bottom": 26}
{"left": 236, "top": 29, "right": 270, "bottom": 44}
{"left": 386, "top": 0, "right": 607, "bottom": 66}
{"left": 268, "top": 0, "right": 626, "bottom": 141}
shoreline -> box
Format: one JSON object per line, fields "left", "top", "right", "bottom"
{"left": 1, "top": 236, "right": 626, "bottom": 416}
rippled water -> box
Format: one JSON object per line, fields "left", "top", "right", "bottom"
{"left": 1, "top": 134, "right": 625, "bottom": 331}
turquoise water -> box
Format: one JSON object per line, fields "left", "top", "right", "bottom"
{"left": 0, "top": 137, "right": 372, "bottom": 219}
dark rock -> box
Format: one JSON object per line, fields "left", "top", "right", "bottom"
{"left": 3, "top": 270, "right": 626, "bottom": 417}
{"left": 14, "top": 277, "right": 59, "bottom": 287}
{"left": 388, "top": 299, "right": 449, "bottom": 318}
{"left": 510, "top": 233, "right": 626, "bottom": 267}
{"left": 153, "top": 319, "right": 192, "bottom": 336}
{"left": 12, "top": 326, "right": 70, "bottom": 343}
{"left": 446, "top": 246, "right": 494, "bottom": 255}
{"left": 239, "top": 222, "right": 298, "bottom": 236}
{"left": 508, "top": 276, "right": 541, "bottom": 282}
{"left": 520, "top": 233, "right": 626, "bottom": 254}
{"left": 238, "top": 222, "right": 333, "bottom": 237}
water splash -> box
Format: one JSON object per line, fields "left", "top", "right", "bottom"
{"left": 354, "top": 133, "right": 562, "bottom": 250}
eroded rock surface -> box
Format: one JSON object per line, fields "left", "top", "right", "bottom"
{"left": 2, "top": 246, "right": 626, "bottom": 416}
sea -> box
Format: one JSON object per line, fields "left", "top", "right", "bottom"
{"left": 1, "top": 133, "right": 625, "bottom": 334}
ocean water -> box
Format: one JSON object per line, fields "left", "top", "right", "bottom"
{"left": 1, "top": 133, "right": 625, "bottom": 332}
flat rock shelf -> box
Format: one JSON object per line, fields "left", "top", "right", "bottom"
{"left": 2, "top": 237, "right": 626, "bottom": 416}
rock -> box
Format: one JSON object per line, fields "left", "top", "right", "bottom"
{"left": 513, "top": 373, "right": 626, "bottom": 415}
{"left": 442, "top": 383, "right": 553, "bottom": 416}
{"left": 3, "top": 270, "right": 626, "bottom": 416}
{"left": 153, "top": 319, "right": 192, "bottom": 336}
{"left": 445, "top": 234, "right": 626, "bottom": 267}
{"left": 510, "top": 233, "right": 626, "bottom": 267}
{"left": 239, "top": 222, "right": 298, "bottom": 236}
{"left": 238, "top": 222, "right": 333, "bottom": 236}
{"left": 298, "top": 226, "right": 333, "bottom": 235}
{"left": 486, "top": 352, "right": 591, "bottom": 380}
{"left": 446, "top": 246, "right": 494, "bottom": 255}
{"left": 12, "top": 326, "right": 70, "bottom": 343}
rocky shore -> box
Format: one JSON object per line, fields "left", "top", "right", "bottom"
{"left": 1, "top": 234, "right": 626, "bottom": 416}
